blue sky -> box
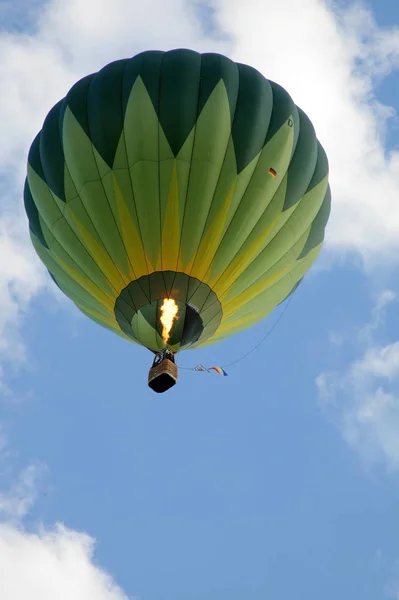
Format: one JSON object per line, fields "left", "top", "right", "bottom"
{"left": 1, "top": 1, "right": 399, "bottom": 599}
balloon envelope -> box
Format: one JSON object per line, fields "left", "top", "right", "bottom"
{"left": 24, "top": 49, "right": 331, "bottom": 353}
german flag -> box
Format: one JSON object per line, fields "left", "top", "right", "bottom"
{"left": 268, "top": 167, "right": 277, "bottom": 177}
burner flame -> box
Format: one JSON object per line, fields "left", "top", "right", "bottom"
{"left": 160, "top": 298, "right": 179, "bottom": 345}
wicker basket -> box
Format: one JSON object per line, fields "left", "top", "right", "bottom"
{"left": 148, "top": 358, "right": 178, "bottom": 393}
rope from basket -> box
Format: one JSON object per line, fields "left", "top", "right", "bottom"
{"left": 177, "top": 288, "right": 297, "bottom": 374}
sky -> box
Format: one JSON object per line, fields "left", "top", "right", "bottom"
{"left": 1, "top": 0, "right": 399, "bottom": 598}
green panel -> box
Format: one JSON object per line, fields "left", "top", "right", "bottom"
{"left": 283, "top": 108, "right": 318, "bottom": 211}
{"left": 133, "top": 309, "right": 162, "bottom": 350}
{"left": 198, "top": 53, "right": 239, "bottom": 119}
{"left": 264, "top": 81, "right": 299, "bottom": 149}
{"left": 232, "top": 64, "right": 273, "bottom": 173}
{"left": 31, "top": 231, "right": 113, "bottom": 315}
{"left": 86, "top": 59, "right": 128, "bottom": 167}
{"left": 71, "top": 181, "right": 131, "bottom": 281}
{"left": 225, "top": 177, "right": 327, "bottom": 301}
{"left": 299, "top": 185, "right": 331, "bottom": 259}
{"left": 40, "top": 100, "right": 66, "bottom": 202}
{"left": 64, "top": 74, "right": 96, "bottom": 155}
{"left": 306, "top": 140, "right": 329, "bottom": 193}
{"left": 27, "top": 132, "right": 46, "bottom": 182}
{"left": 209, "top": 243, "right": 324, "bottom": 345}
{"left": 178, "top": 83, "right": 236, "bottom": 269}
{"left": 48, "top": 218, "right": 116, "bottom": 297}
{"left": 27, "top": 166, "right": 63, "bottom": 227}
{"left": 157, "top": 49, "right": 202, "bottom": 157}
{"left": 208, "top": 120, "right": 294, "bottom": 282}
{"left": 62, "top": 107, "right": 102, "bottom": 192}
{"left": 123, "top": 77, "right": 165, "bottom": 268}
{"left": 24, "top": 180, "right": 48, "bottom": 248}
{"left": 121, "top": 50, "right": 164, "bottom": 120}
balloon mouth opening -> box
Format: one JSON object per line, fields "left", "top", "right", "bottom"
{"left": 140, "top": 300, "right": 204, "bottom": 350}
{"left": 115, "top": 272, "right": 222, "bottom": 348}
{"left": 170, "top": 301, "right": 203, "bottom": 348}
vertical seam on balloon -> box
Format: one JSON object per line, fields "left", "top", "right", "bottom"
{"left": 135, "top": 305, "right": 142, "bottom": 348}
{"left": 113, "top": 60, "right": 151, "bottom": 300}
{"left": 168, "top": 54, "right": 202, "bottom": 301}
{"left": 120, "top": 58, "right": 154, "bottom": 306}
{"left": 204, "top": 199, "right": 317, "bottom": 324}
{"left": 35, "top": 106, "right": 106, "bottom": 297}
{"left": 62, "top": 104, "right": 128, "bottom": 302}
{"left": 192, "top": 88, "right": 300, "bottom": 316}
{"left": 205, "top": 269, "right": 296, "bottom": 335}
{"left": 208, "top": 271, "right": 296, "bottom": 344}
{"left": 48, "top": 257, "right": 111, "bottom": 316}
{"left": 188, "top": 96, "right": 271, "bottom": 312}
{"left": 52, "top": 95, "right": 129, "bottom": 307}
{"left": 46, "top": 258, "right": 113, "bottom": 317}
{"left": 185, "top": 60, "right": 240, "bottom": 311}
{"left": 203, "top": 143, "right": 322, "bottom": 320}
{"left": 157, "top": 52, "right": 169, "bottom": 300}
{"left": 186, "top": 64, "right": 262, "bottom": 312}
{"left": 113, "top": 61, "right": 153, "bottom": 308}
{"left": 41, "top": 193, "right": 117, "bottom": 303}
{"left": 184, "top": 209, "right": 309, "bottom": 336}
{"left": 216, "top": 137, "right": 321, "bottom": 305}
{"left": 37, "top": 104, "right": 120, "bottom": 307}
{"left": 84, "top": 69, "right": 144, "bottom": 313}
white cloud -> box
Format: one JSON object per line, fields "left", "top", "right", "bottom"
{"left": 0, "top": 210, "right": 46, "bottom": 390}
{"left": 316, "top": 290, "right": 399, "bottom": 470}
{"left": 0, "top": 524, "right": 133, "bottom": 600}
{"left": 0, "top": 463, "right": 42, "bottom": 522}
{"left": 214, "top": 0, "right": 399, "bottom": 262}
{"left": 0, "top": 433, "right": 134, "bottom": 600}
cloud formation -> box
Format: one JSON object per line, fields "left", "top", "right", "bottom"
{"left": 214, "top": 0, "right": 399, "bottom": 261}
{"left": 316, "top": 290, "right": 399, "bottom": 470}
{"left": 0, "top": 433, "right": 133, "bottom": 600}
{"left": 0, "top": 524, "right": 132, "bottom": 600}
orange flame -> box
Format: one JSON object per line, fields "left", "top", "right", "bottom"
{"left": 160, "top": 298, "right": 179, "bottom": 345}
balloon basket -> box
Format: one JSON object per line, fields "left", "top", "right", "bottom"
{"left": 148, "top": 358, "right": 178, "bottom": 393}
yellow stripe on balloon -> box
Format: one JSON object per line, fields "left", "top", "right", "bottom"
{"left": 211, "top": 217, "right": 278, "bottom": 297}
{"left": 75, "top": 302, "right": 132, "bottom": 340}
{"left": 68, "top": 204, "right": 128, "bottom": 294}
{"left": 54, "top": 253, "right": 115, "bottom": 312}
{"left": 112, "top": 174, "right": 154, "bottom": 279}
{"left": 212, "top": 311, "right": 265, "bottom": 337}
{"left": 222, "top": 266, "right": 289, "bottom": 318}
{"left": 157, "top": 162, "right": 184, "bottom": 272}
{"left": 187, "top": 180, "right": 236, "bottom": 281}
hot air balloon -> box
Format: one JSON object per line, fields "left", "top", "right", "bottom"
{"left": 24, "top": 49, "right": 331, "bottom": 393}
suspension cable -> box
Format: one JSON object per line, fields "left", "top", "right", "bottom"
{"left": 178, "top": 288, "right": 297, "bottom": 371}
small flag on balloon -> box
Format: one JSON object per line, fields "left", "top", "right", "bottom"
{"left": 268, "top": 167, "right": 277, "bottom": 177}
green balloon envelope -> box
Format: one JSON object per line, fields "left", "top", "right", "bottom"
{"left": 24, "top": 49, "right": 331, "bottom": 353}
